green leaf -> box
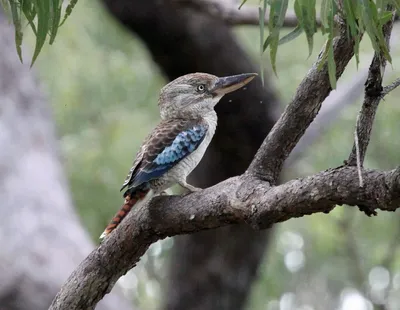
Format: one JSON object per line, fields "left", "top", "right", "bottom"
{"left": 22, "top": 0, "right": 37, "bottom": 35}
{"left": 317, "top": 38, "right": 330, "bottom": 71}
{"left": 389, "top": 0, "right": 400, "bottom": 11}
{"left": 294, "top": 0, "right": 318, "bottom": 57}
{"left": 354, "top": 34, "right": 361, "bottom": 68}
{"left": 263, "top": 34, "right": 273, "bottom": 51}
{"left": 60, "top": 0, "right": 79, "bottom": 27}
{"left": 278, "top": 25, "right": 303, "bottom": 45}
{"left": 327, "top": 38, "right": 336, "bottom": 89}
{"left": 9, "top": 0, "right": 23, "bottom": 62}
{"left": 259, "top": 0, "right": 267, "bottom": 84}
{"left": 31, "top": 0, "right": 50, "bottom": 66}
{"left": 360, "top": 0, "right": 392, "bottom": 63}
{"left": 379, "top": 11, "right": 394, "bottom": 24}
{"left": 238, "top": 0, "right": 249, "bottom": 10}
{"left": 343, "top": 0, "right": 358, "bottom": 38}
{"left": 265, "top": 0, "right": 289, "bottom": 74}
{"left": 49, "top": 0, "right": 62, "bottom": 44}
{"left": 320, "top": 0, "right": 331, "bottom": 31}
{"left": 1, "top": 0, "right": 10, "bottom": 16}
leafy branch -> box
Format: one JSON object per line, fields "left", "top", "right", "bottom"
{"left": 252, "top": 0, "right": 398, "bottom": 88}
{"left": 0, "top": 0, "right": 78, "bottom": 65}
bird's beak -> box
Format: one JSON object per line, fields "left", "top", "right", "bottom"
{"left": 211, "top": 73, "right": 258, "bottom": 96}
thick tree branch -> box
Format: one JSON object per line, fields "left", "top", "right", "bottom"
{"left": 49, "top": 165, "right": 400, "bottom": 310}
{"left": 173, "top": 0, "right": 316, "bottom": 27}
{"left": 347, "top": 11, "right": 395, "bottom": 167}
{"left": 248, "top": 20, "right": 355, "bottom": 183}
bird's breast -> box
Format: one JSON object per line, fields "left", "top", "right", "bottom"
{"left": 154, "top": 111, "right": 218, "bottom": 191}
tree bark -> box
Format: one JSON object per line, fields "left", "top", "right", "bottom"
{"left": 101, "top": 1, "right": 280, "bottom": 309}
{"left": 0, "top": 10, "right": 134, "bottom": 310}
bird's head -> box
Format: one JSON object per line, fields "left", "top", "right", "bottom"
{"left": 158, "top": 72, "right": 257, "bottom": 119}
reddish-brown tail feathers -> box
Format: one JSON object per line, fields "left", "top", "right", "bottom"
{"left": 99, "top": 187, "right": 150, "bottom": 240}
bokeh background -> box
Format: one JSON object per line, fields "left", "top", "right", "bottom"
{"left": 2, "top": 0, "right": 400, "bottom": 309}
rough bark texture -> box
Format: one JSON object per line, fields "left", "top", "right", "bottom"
{"left": 347, "top": 12, "right": 394, "bottom": 166}
{"left": 101, "top": 1, "right": 280, "bottom": 310}
{"left": 0, "top": 10, "right": 134, "bottom": 310}
{"left": 49, "top": 164, "right": 400, "bottom": 310}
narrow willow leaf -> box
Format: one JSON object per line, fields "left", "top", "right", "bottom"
{"left": 354, "top": 34, "right": 361, "bottom": 68}
{"left": 295, "top": 0, "right": 317, "bottom": 57}
{"left": 327, "top": 39, "right": 336, "bottom": 89}
{"left": 263, "top": 34, "right": 273, "bottom": 51}
{"left": 379, "top": 11, "right": 394, "bottom": 24}
{"left": 343, "top": 0, "right": 357, "bottom": 38}
{"left": 49, "top": 0, "right": 62, "bottom": 44}
{"left": 60, "top": 0, "right": 78, "bottom": 26}
{"left": 320, "top": 0, "right": 330, "bottom": 31}
{"left": 317, "top": 39, "right": 330, "bottom": 71}
{"left": 0, "top": 0, "right": 10, "bottom": 15}
{"left": 390, "top": 0, "right": 400, "bottom": 11}
{"left": 22, "top": 0, "right": 37, "bottom": 35}
{"left": 318, "top": 2, "right": 337, "bottom": 89}
{"left": 267, "top": 0, "right": 289, "bottom": 74}
{"left": 31, "top": 0, "right": 50, "bottom": 66}
{"left": 278, "top": 26, "right": 303, "bottom": 45}
{"left": 361, "top": 0, "right": 391, "bottom": 63}
{"left": 9, "top": 0, "right": 23, "bottom": 62}
{"left": 259, "top": 1, "right": 267, "bottom": 84}
{"left": 238, "top": 0, "right": 249, "bottom": 10}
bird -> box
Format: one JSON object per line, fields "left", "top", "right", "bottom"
{"left": 99, "top": 72, "right": 257, "bottom": 240}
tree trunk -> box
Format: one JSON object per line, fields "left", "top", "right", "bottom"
{"left": 0, "top": 10, "right": 134, "bottom": 310}
{"left": 102, "top": 1, "right": 280, "bottom": 309}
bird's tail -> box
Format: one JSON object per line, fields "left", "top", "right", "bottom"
{"left": 99, "top": 184, "right": 151, "bottom": 240}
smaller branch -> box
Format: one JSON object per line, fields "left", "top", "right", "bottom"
{"left": 287, "top": 68, "right": 368, "bottom": 164}
{"left": 347, "top": 11, "right": 395, "bottom": 167}
{"left": 248, "top": 19, "right": 355, "bottom": 183}
{"left": 173, "top": 0, "right": 320, "bottom": 27}
{"left": 381, "top": 77, "right": 400, "bottom": 97}
{"left": 354, "top": 115, "right": 364, "bottom": 187}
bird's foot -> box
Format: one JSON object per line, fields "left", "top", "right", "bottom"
{"left": 179, "top": 181, "right": 202, "bottom": 194}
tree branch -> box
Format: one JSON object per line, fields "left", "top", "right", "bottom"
{"left": 347, "top": 11, "right": 395, "bottom": 168}
{"left": 382, "top": 77, "right": 400, "bottom": 96}
{"left": 248, "top": 19, "right": 355, "bottom": 183}
{"left": 287, "top": 68, "right": 368, "bottom": 164}
{"left": 173, "top": 0, "right": 315, "bottom": 27}
{"left": 49, "top": 165, "right": 400, "bottom": 310}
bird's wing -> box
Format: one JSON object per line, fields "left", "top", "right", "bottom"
{"left": 120, "top": 118, "right": 208, "bottom": 192}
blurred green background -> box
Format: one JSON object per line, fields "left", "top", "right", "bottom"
{"left": 26, "top": 0, "right": 400, "bottom": 309}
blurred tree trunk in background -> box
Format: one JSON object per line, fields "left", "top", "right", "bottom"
{"left": 0, "top": 10, "right": 134, "bottom": 310}
{"left": 103, "top": 1, "right": 280, "bottom": 309}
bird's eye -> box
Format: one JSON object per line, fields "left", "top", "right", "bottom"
{"left": 197, "top": 84, "right": 206, "bottom": 92}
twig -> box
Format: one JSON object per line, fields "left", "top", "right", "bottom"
{"left": 173, "top": 0, "right": 321, "bottom": 27}
{"left": 354, "top": 115, "right": 364, "bottom": 187}
{"left": 381, "top": 77, "right": 400, "bottom": 97}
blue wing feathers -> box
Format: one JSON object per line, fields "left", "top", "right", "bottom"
{"left": 128, "top": 124, "right": 207, "bottom": 188}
